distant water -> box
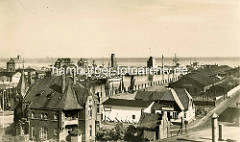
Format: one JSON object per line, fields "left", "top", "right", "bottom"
{"left": 0, "top": 57, "right": 239, "bottom": 69}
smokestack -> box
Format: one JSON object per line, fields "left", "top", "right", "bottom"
{"left": 28, "top": 72, "right": 32, "bottom": 86}
{"left": 61, "top": 74, "right": 66, "bottom": 93}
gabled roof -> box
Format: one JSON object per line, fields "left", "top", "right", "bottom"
{"left": 24, "top": 76, "right": 93, "bottom": 110}
{"left": 103, "top": 98, "right": 152, "bottom": 108}
{"left": 138, "top": 88, "right": 192, "bottom": 111}
{"left": 160, "top": 88, "right": 191, "bottom": 110}
{"left": 174, "top": 88, "right": 192, "bottom": 110}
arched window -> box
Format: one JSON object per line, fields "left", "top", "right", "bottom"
{"left": 88, "top": 105, "right": 92, "bottom": 118}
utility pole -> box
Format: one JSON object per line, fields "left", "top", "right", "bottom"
{"left": 2, "top": 89, "right": 5, "bottom": 132}
{"left": 162, "top": 55, "right": 164, "bottom": 83}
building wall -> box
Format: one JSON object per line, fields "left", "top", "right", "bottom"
{"left": 103, "top": 105, "right": 148, "bottom": 123}
{"left": 84, "top": 96, "right": 97, "bottom": 142}
{"left": 28, "top": 109, "right": 60, "bottom": 141}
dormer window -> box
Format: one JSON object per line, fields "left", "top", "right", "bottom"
{"left": 36, "top": 90, "right": 45, "bottom": 96}
{"left": 46, "top": 94, "right": 52, "bottom": 98}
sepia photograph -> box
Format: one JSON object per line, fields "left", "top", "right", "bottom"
{"left": 0, "top": 0, "right": 239, "bottom": 141}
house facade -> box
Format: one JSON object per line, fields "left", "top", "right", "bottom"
{"left": 14, "top": 74, "right": 100, "bottom": 142}
{"left": 135, "top": 88, "right": 195, "bottom": 123}
{"left": 0, "top": 71, "right": 22, "bottom": 86}
{"left": 6, "top": 55, "right": 24, "bottom": 71}
{"left": 102, "top": 98, "right": 154, "bottom": 123}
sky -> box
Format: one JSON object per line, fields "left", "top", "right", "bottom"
{"left": 0, "top": 0, "right": 239, "bottom": 58}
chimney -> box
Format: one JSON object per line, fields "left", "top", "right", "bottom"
{"left": 28, "top": 72, "right": 32, "bottom": 86}
{"left": 61, "top": 74, "right": 66, "bottom": 93}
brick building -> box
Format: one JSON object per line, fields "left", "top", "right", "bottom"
{"left": 14, "top": 74, "right": 100, "bottom": 142}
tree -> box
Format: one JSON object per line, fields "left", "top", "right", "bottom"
{"left": 124, "top": 125, "right": 144, "bottom": 142}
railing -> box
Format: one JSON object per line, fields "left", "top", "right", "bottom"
{"left": 64, "top": 117, "right": 78, "bottom": 126}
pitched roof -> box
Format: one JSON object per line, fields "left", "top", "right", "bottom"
{"left": 0, "top": 71, "right": 18, "bottom": 77}
{"left": 174, "top": 88, "right": 191, "bottom": 110}
{"left": 16, "top": 71, "right": 28, "bottom": 98}
{"left": 103, "top": 98, "right": 152, "bottom": 108}
{"left": 160, "top": 88, "right": 191, "bottom": 110}
{"left": 187, "top": 73, "right": 216, "bottom": 86}
{"left": 24, "top": 76, "right": 93, "bottom": 110}
{"left": 135, "top": 87, "right": 168, "bottom": 101}
{"left": 16, "top": 67, "right": 36, "bottom": 73}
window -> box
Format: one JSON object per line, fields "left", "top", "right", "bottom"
{"left": 132, "top": 115, "right": 136, "bottom": 119}
{"left": 67, "top": 128, "right": 72, "bottom": 134}
{"left": 104, "top": 107, "right": 111, "bottom": 111}
{"left": 89, "top": 99, "right": 92, "bottom": 104}
{"left": 39, "top": 127, "right": 48, "bottom": 139}
{"left": 97, "top": 104, "right": 100, "bottom": 113}
{"left": 172, "top": 112, "right": 178, "bottom": 119}
{"left": 31, "top": 126, "right": 35, "bottom": 138}
{"left": 88, "top": 105, "right": 92, "bottom": 118}
{"left": 44, "top": 113, "right": 48, "bottom": 120}
{"left": 54, "top": 129, "right": 58, "bottom": 136}
{"left": 31, "top": 112, "right": 35, "bottom": 118}
{"left": 41, "top": 113, "right": 44, "bottom": 119}
{"left": 89, "top": 125, "right": 92, "bottom": 137}
{"left": 54, "top": 113, "right": 58, "bottom": 120}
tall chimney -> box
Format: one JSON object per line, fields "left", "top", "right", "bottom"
{"left": 61, "top": 74, "right": 66, "bottom": 93}
{"left": 28, "top": 72, "right": 32, "bottom": 86}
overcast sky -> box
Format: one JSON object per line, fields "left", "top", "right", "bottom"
{"left": 0, "top": 0, "right": 239, "bottom": 58}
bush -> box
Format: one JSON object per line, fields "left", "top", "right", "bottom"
{"left": 124, "top": 125, "right": 144, "bottom": 142}
{"left": 96, "top": 123, "right": 125, "bottom": 141}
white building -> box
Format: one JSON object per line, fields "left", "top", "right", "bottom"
{"left": 135, "top": 88, "right": 196, "bottom": 123}
{"left": 0, "top": 71, "right": 22, "bottom": 87}
{"left": 102, "top": 98, "right": 154, "bottom": 123}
